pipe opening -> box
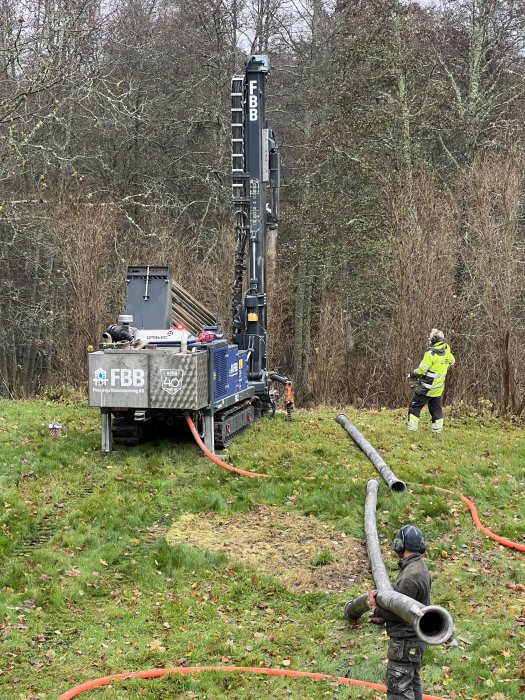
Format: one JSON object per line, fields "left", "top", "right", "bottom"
{"left": 390, "top": 480, "right": 406, "bottom": 493}
{"left": 416, "top": 606, "right": 453, "bottom": 645}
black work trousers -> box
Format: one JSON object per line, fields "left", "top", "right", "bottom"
{"left": 408, "top": 391, "right": 443, "bottom": 422}
{"left": 386, "top": 638, "right": 426, "bottom": 700}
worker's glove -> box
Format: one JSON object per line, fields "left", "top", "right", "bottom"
{"left": 369, "top": 615, "right": 385, "bottom": 626}
{"left": 407, "top": 372, "right": 418, "bottom": 388}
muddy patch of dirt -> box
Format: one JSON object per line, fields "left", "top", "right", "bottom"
{"left": 165, "top": 506, "right": 366, "bottom": 593}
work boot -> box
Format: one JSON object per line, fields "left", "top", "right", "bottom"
{"left": 408, "top": 414, "right": 419, "bottom": 431}
{"left": 432, "top": 419, "right": 443, "bottom": 435}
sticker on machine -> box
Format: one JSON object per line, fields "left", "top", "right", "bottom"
{"left": 160, "top": 369, "right": 184, "bottom": 395}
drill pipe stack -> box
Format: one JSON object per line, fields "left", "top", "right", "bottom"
{"left": 171, "top": 281, "right": 218, "bottom": 336}
{"left": 343, "top": 479, "right": 454, "bottom": 645}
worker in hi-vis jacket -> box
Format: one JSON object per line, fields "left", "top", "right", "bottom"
{"left": 407, "top": 329, "right": 455, "bottom": 434}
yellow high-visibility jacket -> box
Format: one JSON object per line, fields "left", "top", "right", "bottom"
{"left": 414, "top": 341, "right": 455, "bottom": 397}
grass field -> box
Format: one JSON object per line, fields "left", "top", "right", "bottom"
{"left": 0, "top": 399, "right": 524, "bottom": 700}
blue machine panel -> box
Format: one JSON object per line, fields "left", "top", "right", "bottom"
{"left": 212, "top": 343, "right": 229, "bottom": 400}
{"left": 227, "top": 346, "right": 240, "bottom": 394}
{"left": 226, "top": 345, "right": 248, "bottom": 394}
{"left": 211, "top": 342, "right": 249, "bottom": 403}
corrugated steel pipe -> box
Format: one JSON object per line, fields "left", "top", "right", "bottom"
{"left": 343, "top": 479, "right": 454, "bottom": 646}
{"left": 335, "top": 414, "right": 406, "bottom": 492}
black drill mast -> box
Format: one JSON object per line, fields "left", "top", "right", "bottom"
{"left": 231, "top": 55, "right": 280, "bottom": 404}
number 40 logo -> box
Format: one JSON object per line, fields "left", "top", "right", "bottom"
{"left": 160, "top": 369, "right": 184, "bottom": 395}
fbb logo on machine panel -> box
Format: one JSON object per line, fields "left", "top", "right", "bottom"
{"left": 92, "top": 367, "right": 145, "bottom": 394}
{"left": 249, "top": 80, "right": 258, "bottom": 121}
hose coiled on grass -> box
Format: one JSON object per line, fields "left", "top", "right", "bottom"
{"left": 57, "top": 664, "right": 448, "bottom": 699}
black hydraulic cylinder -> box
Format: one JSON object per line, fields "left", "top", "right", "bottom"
{"left": 343, "top": 479, "right": 454, "bottom": 645}
{"left": 336, "top": 414, "right": 406, "bottom": 492}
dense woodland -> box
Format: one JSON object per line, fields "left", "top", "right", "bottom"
{"left": 1, "top": 0, "right": 525, "bottom": 413}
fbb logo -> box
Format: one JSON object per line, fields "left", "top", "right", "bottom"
{"left": 111, "top": 368, "right": 145, "bottom": 387}
{"left": 93, "top": 367, "right": 144, "bottom": 387}
{"left": 249, "top": 80, "right": 258, "bottom": 121}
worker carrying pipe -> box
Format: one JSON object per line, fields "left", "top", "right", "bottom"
{"left": 368, "top": 524, "right": 434, "bottom": 700}
{"left": 407, "top": 328, "right": 455, "bottom": 434}
{"left": 344, "top": 480, "right": 453, "bottom": 697}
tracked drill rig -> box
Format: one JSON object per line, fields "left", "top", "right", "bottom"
{"left": 88, "top": 55, "right": 293, "bottom": 452}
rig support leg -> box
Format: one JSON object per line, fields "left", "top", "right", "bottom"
{"left": 101, "top": 408, "right": 112, "bottom": 452}
{"left": 203, "top": 409, "right": 215, "bottom": 454}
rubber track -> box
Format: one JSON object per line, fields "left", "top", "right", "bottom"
{"left": 214, "top": 400, "right": 254, "bottom": 448}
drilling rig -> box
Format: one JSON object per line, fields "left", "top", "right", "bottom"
{"left": 88, "top": 55, "right": 292, "bottom": 452}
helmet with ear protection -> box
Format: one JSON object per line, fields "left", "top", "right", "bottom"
{"left": 430, "top": 328, "right": 444, "bottom": 345}
{"left": 393, "top": 525, "right": 426, "bottom": 554}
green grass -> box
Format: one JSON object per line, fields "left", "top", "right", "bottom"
{"left": 0, "top": 400, "right": 524, "bottom": 699}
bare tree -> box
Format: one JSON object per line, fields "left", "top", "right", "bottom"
{"left": 457, "top": 148, "right": 525, "bottom": 413}
{"left": 432, "top": 0, "right": 525, "bottom": 167}
{"left": 382, "top": 168, "right": 458, "bottom": 405}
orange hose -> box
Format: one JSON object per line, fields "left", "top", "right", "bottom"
{"left": 458, "top": 494, "right": 525, "bottom": 552}
{"left": 421, "top": 485, "right": 524, "bottom": 552}
{"left": 57, "top": 665, "right": 447, "bottom": 699}
{"left": 185, "top": 415, "right": 268, "bottom": 479}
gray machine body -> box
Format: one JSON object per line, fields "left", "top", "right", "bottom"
{"left": 89, "top": 349, "right": 208, "bottom": 410}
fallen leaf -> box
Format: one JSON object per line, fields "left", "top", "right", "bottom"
{"left": 148, "top": 639, "right": 166, "bottom": 652}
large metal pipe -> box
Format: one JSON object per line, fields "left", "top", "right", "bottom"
{"left": 335, "top": 414, "right": 406, "bottom": 492}
{"left": 343, "top": 479, "right": 454, "bottom": 646}
{"left": 343, "top": 592, "right": 369, "bottom": 620}
{"left": 171, "top": 299, "right": 209, "bottom": 330}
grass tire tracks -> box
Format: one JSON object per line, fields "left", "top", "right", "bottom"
{"left": 8, "top": 471, "right": 100, "bottom": 559}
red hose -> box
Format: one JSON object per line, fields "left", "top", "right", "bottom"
{"left": 186, "top": 419, "right": 524, "bottom": 547}
{"left": 421, "top": 485, "right": 524, "bottom": 552}
{"left": 458, "top": 494, "right": 525, "bottom": 552}
{"left": 57, "top": 665, "right": 447, "bottom": 700}
{"left": 185, "top": 415, "right": 268, "bottom": 479}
